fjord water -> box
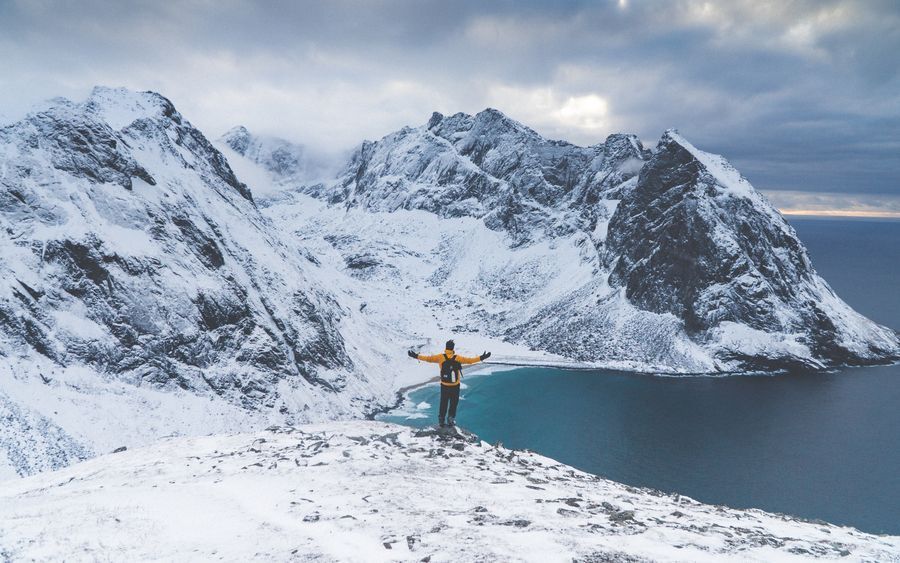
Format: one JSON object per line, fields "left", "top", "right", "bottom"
{"left": 382, "top": 217, "right": 900, "bottom": 535}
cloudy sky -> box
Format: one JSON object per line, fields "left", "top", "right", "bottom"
{"left": 1, "top": 0, "right": 898, "bottom": 215}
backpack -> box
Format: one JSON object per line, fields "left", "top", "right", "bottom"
{"left": 440, "top": 353, "right": 462, "bottom": 384}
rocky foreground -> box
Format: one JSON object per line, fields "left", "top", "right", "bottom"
{"left": 1, "top": 421, "right": 897, "bottom": 562}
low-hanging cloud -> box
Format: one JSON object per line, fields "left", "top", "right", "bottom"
{"left": 1, "top": 0, "right": 898, "bottom": 198}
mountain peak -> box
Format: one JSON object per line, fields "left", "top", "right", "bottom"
{"left": 657, "top": 129, "right": 754, "bottom": 198}
{"left": 472, "top": 107, "right": 530, "bottom": 131}
{"left": 426, "top": 111, "right": 444, "bottom": 129}
{"left": 223, "top": 124, "right": 251, "bottom": 137}
{"left": 221, "top": 125, "right": 253, "bottom": 155}
{"left": 424, "top": 108, "right": 532, "bottom": 137}
{"left": 84, "top": 86, "right": 179, "bottom": 131}
{"left": 476, "top": 107, "right": 508, "bottom": 119}
{"left": 215, "top": 126, "right": 335, "bottom": 184}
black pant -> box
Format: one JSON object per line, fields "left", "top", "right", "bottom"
{"left": 438, "top": 384, "right": 460, "bottom": 422}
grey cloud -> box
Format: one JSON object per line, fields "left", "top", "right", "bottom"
{"left": 0, "top": 0, "right": 897, "bottom": 197}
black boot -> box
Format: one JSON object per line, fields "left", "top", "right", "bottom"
{"left": 448, "top": 418, "right": 455, "bottom": 427}
{"left": 439, "top": 418, "right": 446, "bottom": 428}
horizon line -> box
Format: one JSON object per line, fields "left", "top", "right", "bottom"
{"left": 779, "top": 209, "right": 900, "bottom": 219}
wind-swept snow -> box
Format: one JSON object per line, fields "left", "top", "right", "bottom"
{"left": 2, "top": 421, "right": 897, "bottom": 562}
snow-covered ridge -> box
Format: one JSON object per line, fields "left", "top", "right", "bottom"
{"left": 303, "top": 107, "right": 649, "bottom": 245}
{"left": 662, "top": 128, "right": 754, "bottom": 197}
{"left": 2, "top": 421, "right": 897, "bottom": 562}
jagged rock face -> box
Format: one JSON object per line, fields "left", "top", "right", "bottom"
{"left": 6, "top": 100, "right": 156, "bottom": 191}
{"left": 608, "top": 131, "right": 813, "bottom": 333}
{"left": 0, "top": 87, "right": 354, "bottom": 412}
{"left": 607, "top": 131, "right": 899, "bottom": 368}
{"left": 428, "top": 110, "right": 646, "bottom": 210}
{"left": 323, "top": 109, "right": 649, "bottom": 243}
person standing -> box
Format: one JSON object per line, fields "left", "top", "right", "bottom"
{"left": 407, "top": 340, "right": 491, "bottom": 427}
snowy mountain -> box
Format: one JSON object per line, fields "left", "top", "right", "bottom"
{"left": 221, "top": 125, "right": 308, "bottom": 179}
{"left": 0, "top": 88, "right": 398, "bottom": 477}
{"left": 304, "top": 109, "right": 647, "bottom": 245}
{"left": 3, "top": 420, "right": 898, "bottom": 562}
{"left": 606, "top": 131, "right": 899, "bottom": 369}
{"left": 254, "top": 110, "right": 899, "bottom": 373}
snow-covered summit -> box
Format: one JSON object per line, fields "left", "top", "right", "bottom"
{"left": 1, "top": 421, "right": 897, "bottom": 562}
{"left": 661, "top": 129, "right": 755, "bottom": 198}
{"left": 305, "top": 108, "right": 648, "bottom": 244}
{"left": 84, "top": 86, "right": 176, "bottom": 131}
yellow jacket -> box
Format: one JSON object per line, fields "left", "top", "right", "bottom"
{"left": 416, "top": 349, "right": 482, "bottom": 386}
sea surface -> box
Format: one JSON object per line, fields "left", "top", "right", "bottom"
{"left": 381, "top": 217, "right": 900, "bottom": 535}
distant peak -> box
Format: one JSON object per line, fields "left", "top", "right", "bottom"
{"left": 471, "top": 108, "right": 540, "bottom": 138}
{"left": 223, "top": 125, "right": 250, "bottom": 137}
{"left": 660, "top": 128, "right": 689, "bottom": 148}
{"left": 426, "top": 112, "right": 444, "bottom": 129}
{"left": 424, "top": 107, "right": 523, "bottom": 133}
{"left": 221, "top": 125, "right": 252, "bottom": 143}
{"left": 474, "top": 107, "right": 514, "bottom": 122}
{"left": 603, "top": 133, "right": 647, "bottom": 160}
{"left": 221, "top": 126, "right": 253, "bottom": 155}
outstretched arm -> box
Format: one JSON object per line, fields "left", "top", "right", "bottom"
{"left": 409, "top": 351, "right": 445, "bottom": 364}
{"left": 456, "top": 351, "right": 491, "bottom": 365}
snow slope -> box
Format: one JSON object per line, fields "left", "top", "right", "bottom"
{"left": 261, "top": 189, "right": 712, "bottom": 373}
{"left": 2, "top": 421, "right": 897, "bottom": 563}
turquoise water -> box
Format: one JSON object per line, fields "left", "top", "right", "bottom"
{"left": 381, "top": 218, "right": 900, "bottom": 535}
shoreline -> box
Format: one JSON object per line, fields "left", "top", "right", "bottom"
{"left": 367, "top": 355, "right": 900, "bottom": 421}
